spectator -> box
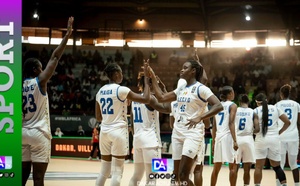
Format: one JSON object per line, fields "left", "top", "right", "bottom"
{"left": 77, "top": 125, "right": 85, "bottom": 136}
{"left": 149, "top": 50, "right": 158, "bottom": 63}
{"left": 88, "top": 125, "right": 101, "bottom": 160}
{"left": 169, "top": 50, "right": 179, "bottom": 65}
{"left": 54, "top": 127, "right": 64, "bottom": 138}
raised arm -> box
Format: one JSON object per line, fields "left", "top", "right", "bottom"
{"left": 39, "top": 16, "right": 74, "bottom": 88}
{"left": 127, "top": 60, "right": 151, "bottom": 104}
{"left": 147, "top": 66, "right": 176, "bottom": 102}
{"left": 147, "top": 95, "right": 171, "bottom": 114}
{"left": 156, "top": 75, "right": 167, "bottom": 94}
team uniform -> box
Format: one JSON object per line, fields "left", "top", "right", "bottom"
{"left": 22, "top": 77, "right": 51, "bottom": 163}
{"left": 254, "top": 105, "right": 285, "bottom": 161}
{"left": 96, "top": 83, "right": 130, "bottom": 156}
{"left": 172, "top": 81, "right": 212, "bottom": 160}
{"left": 275, "top": 99, "right": 300, "bottom": 169}
{"left": 214, "top": 101, "right": 236, "bottom": 163}
{"left": 131, "top": 98, "right": 161, "bottom": 163}
{"left": 235, "top": 107, "right": 256, "bottom": 164}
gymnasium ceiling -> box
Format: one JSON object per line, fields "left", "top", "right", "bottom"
{"left": 22, "top": 0, "right": 300, "bottom": 40}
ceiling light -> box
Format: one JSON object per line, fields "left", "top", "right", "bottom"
{"left": 245, "top": 15, "right": 251, "bottom": 21}
{"left": 33, "top": 11, "right": 39, "bottom": 20}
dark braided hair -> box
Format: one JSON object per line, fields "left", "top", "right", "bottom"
{"left": 280, "top": 84, "right": 291, "bottom": 99}
{"left": 23, "top": 58, "right": 41, "bottom": 79}
{"left": 219, "top": 86, "right": 233, "bottom": 101}
{"left": 104, "top": 63, "right": 121, "bottom": 80}
{"left": 187, "top": 59, "right": 203, "bottom": 81}
{"left": 255, "top": 93, "right": 268, "bottom": 137}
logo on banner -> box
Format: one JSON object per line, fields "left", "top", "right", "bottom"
{"left": 0, "top": 156, "right": 12, "bottom": 170}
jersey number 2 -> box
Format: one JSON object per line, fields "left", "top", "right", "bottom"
{"left": 22, "top": 94, "right": 37, "bottom": 114}
{"left": 100, "top": 98, "right": 114, "bottom": 114}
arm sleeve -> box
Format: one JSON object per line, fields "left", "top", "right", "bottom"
{"left": 198, "top": 85, "right": 214, "bottom": 101}
{"left": 118, "top": 86, "right": 131, "bottom": 101}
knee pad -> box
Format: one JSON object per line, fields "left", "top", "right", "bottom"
{"left": 288, "top": 155, "right": 298, "bottom": 170}
{"left": 273, "top": 166, "right": 286, "bottom": 182}
{"left": 99, "top": 160, "right": 111, "bottom": 178}
{"left": 95, "top": 160, "right": 111, "bottom": 186}
{"left": 111, "top": 158, "right": 124, "bottom": 186}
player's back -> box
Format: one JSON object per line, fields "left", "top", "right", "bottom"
{"left": 215, "top": 101, "right": 234, "bottom": 138}
{"left": 96, "top": 83, "right": 130, "bottom": 132}
{"left": 235, "top": 107, "right": 254, "bottom": 136}
{"left": 22, "top": 77, "right": 51, "bottom": 138}
{"left": 254, "top": 104, "right": 282, "bottom": 138}
{"left": 275, "top": 99, "right": 300, "bottom": 141}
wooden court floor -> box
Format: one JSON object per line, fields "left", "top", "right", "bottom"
{"left": 26, "top": 158, "right": 296, "bottom": 186}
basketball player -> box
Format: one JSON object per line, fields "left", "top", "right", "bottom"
{"left": 129, "top": 72, "right": 171, "bottom": 186}
{"left": 95, "top": 61, "right": 151, "bottom": 186}
{"left": 275, "top": 84, "right": 300, "bottom": 186}
{"left": 253, "top": 93, "right": 290, "bottom": 186}
{"left": 211, "top": 86, "right": 239, "bottom": 186}
{"left": 148, "top": 60, "right": 223, "bottom": 186}
{"left": 22, "top": 17, "right": 73, "bottom": 186}
{"left": 235, "top": 94, "right": 259, "bottom": 186}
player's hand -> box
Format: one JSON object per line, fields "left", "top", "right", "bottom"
{"left": 143, "top": 59, "right": 150, "bottom": 77}
{"left": 156, "top": 76, "right": 167, "bottom": 92}
{"left": 233, "top": 141, "right": 238, "bottom": 151}
{"left": 66, "top": 16, "right": 74, "bottom": 36}
{"left": 147, "top": 66, "right": 156, "bottom": 80}
{"left": 186, "top": 117, "right": 202, "bottom": 129}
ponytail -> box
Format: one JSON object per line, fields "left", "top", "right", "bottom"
{"left": 256, "top": 93, "right": 268, "bottom": 136}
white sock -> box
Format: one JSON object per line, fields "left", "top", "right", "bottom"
{"left": 255, "top": 184, "right": 260, "bottom": 186}
{"left": 295, "top": 183, "right": 299, "bottom": 186}
{"left": 244, "top": 184, "right": 249, "bottom": 186}
{"left": 276, "top": 179, "right": 282, "bottom": 186}
{"left": 281, "top": 183, "right": 287, "bottom": 186}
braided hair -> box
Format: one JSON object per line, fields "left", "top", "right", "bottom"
{"left": 255, "top": 93, "right": 268, "bottom": 137}
{"left": 187, "top": 59, "right": 203, "bottom": 81}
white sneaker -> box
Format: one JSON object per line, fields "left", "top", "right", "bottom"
{"left": 96, "top": 157, "right": 100, "bottom": 160}
{"left": 88, "top": 156, "right": 92, "bottom": 160}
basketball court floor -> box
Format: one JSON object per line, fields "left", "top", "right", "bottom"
{"left": 26, "top": 158, "right": 296, "bottom": 186}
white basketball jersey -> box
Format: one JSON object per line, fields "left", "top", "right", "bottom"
{"left": 174, "top": 81, "right": 213, "bottom": 137}
{"left": 254, "top": 105, "right": 284, "bottom": 138}
{"left": 215, "top": 101, "right": 234, "bottom": 140}
{"left": 235, "top": 107, "right": 254, "bottom": 136}
{"left": 275, "top": 99, "right": 300, "bottom": 141}
{"left": 132, "top": 98, "right": 161, "bottom": 148}
{"left": 22, "top": 77, "right": 51, "bottom": 139}
{"left": 96, "top": 83, "right": 130, "bottom": 132}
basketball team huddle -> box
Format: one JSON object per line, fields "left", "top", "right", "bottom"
{"left": 95, "top": 56, "right": 299, "bottom": 186}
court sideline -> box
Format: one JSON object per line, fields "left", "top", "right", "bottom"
{"left": 26, "top": 158, "right": 296, "bottom": 186}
